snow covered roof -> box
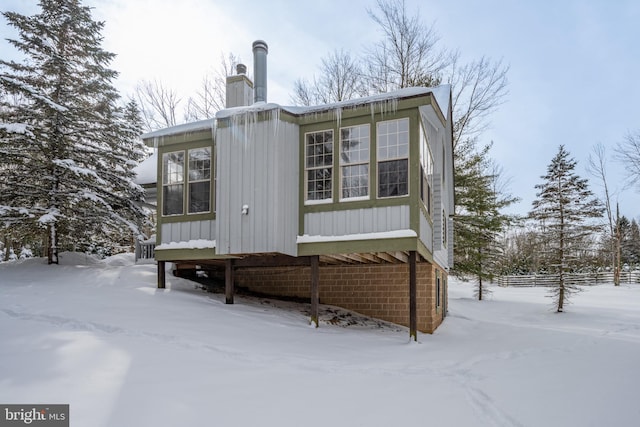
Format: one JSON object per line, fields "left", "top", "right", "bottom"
{"left": 140, "top": 118, "right": 215, "bottom": 140}
{"left": 133, "top": 152, "right": 157, "bottom": 185}
{"left": 216, "top": 85, "right": 451, "bottom": 119}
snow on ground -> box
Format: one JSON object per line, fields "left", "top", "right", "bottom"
{"left": 1, "top": 253, "right": 639, "bottom": 426}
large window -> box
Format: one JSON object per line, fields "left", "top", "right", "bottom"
{"left": 340, "top": 124, "right": 370, "bottom": 200}
{"left": 305, "top": 130, "right": 333, "bottom": 203}
{"left": 419, "top": 124, "right": 434, "bottom": 215}
{"left": 162, "top": 151, "right": 184, "bottom": 216}
{"left": 377, "top": 118, "right": 409, "bottom": 198}
{"left": 188, "top": 147, "right": 211, "bottom": 214}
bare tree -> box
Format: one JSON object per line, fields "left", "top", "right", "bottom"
{"left": 616, "top": 130, "right": 640, "bottom": 189}
{"left": 448, "top": 56, "right": 509, "bottom": 150}
{"left": 291, "top": 49, "right": 368, "bottom": 106}
{"left": 135, "top": 79, "right": 182, "bottom": 132}
{"left": 588, "top": 143, "right": 621, "bottom": 285}
{"left": 185, "top": 52, "right": 239, "bottom": 121}
{"left": 365, "top": 0, "right": 452, "bottom": 92}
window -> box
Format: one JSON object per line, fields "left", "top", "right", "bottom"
{"left": 442, "top": 209, "right": 448, "bottom": 247}
{"left": 436, "top": 270, "right": 441, "bottom": 309}
{"left": 162, "top": 151, "right": 184, "bottom": 216}
{"left": 419, "top": 124, "right": 434, "bottom": 215}
{"left": 305, "top": 130, "right": 333, "bottom": 202}
{"left": 377, "top": 118, "right": 409, "bottom": 198}
{"left": 188, "top": 147, "right": 211, "bottom": 214}
{"left": 340, "top": 124, "right": 370, "bottom": 200}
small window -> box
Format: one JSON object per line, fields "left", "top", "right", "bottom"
{"left": 188, "top": 147, "right": 211, "bottom": 214}
{"left": 340, "top": 124, "right": 370, "bottom": 200}
{"left": 419, "top": 124, "right": 434, "bottom": 215}
{"left": 377, "top": 118, "right": 409, "bottom": 198}
{"left": 162, "top": 151, "right": 184, "bottom": 216}
{"left": 305, "top": 130, "right": 334, "bottom": 203}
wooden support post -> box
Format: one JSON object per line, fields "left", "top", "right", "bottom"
{"left": 310, "top": 255, "right": 319, "bottom": 328}
{"left": 158, "top": 261, "right": 166, "bottom": 289}
{"left": 225, "top": 259, "right": 234, "bottom": 304}
{"left": 409, "top": 251, "right": 417, "bottom": 341}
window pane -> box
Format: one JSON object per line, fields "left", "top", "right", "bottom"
{"left": 188, "top": 148, "right": 211, "bottom": 181}
{"left": 162, "top": 184, "right": 183, "bottom": 215}
{"left": 189, "top": 181, "right": 210, "bottom": 213}
{"left": 377, "top": 118, "right": 409, "bottom": 160}
{"left": 342, "top": 164, "right": 369, "bottom": 198}
{"left": 162, "top": 152, "right": 184, "bottom": 184}
{"left": 307, "top": 169, "right": 332, "bottom": 200}
{"left": 378, "top": 159, "right": 408, "bottom": 197}
{"left": 305, "top": 130, "right": 333, "bottom": 202}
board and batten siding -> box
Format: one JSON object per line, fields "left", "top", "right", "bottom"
{"left": 419, "top": 212, "right": 433, "bottom": 253}
{"left": 215, "top": 112, "right": 299, "bottom": 256}
{"left": 160, "top": 220, "right": 215, "bottom": 244}
{"left": 303, "top": 205, "right": 410, "bottom": 237}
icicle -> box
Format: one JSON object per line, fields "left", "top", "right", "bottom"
{"left": 334, "top": 106, "right": 342, "bottom": 129}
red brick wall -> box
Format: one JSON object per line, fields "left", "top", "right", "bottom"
{"left": 234, "top": 261, "right": 446, "bottom": 333}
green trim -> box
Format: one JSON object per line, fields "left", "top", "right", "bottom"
{"left": 145, "top": 128, "right": 213, "bottom": 148}
{"left": 298, "top": 236, "right": 417, "bottom": 256}
{"left": 303, "top": 196, "right": 410, "bottom": 213}
{"left": 155, "top": 247, "right": 218, "bottom": 262}
{"left": 417, "top": 239, "right": 434, "bottom": 263}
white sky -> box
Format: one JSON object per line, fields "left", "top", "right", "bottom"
{"left": 2, "top": 0, "right": 639, "bottom": 219}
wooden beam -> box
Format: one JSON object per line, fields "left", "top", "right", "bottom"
{"left": 233, "top": 254, "right": 311, "bottom": 268}
{"left": 310, "top": 255, "right": 319, "bottom": 328}
{"left": 158, "top": 261, "right": 166, "bottom": 289}
{"left": 225, "top": 259, "right": 234, "bottom": 304}
{"left": 375, "top": 252, "right": 399, "bottom": 263}
{"left": 394, "top": 251, "right": 409, "bottom": 263}
{"left": 409, "top": 251, "right": 417, "bottom": 341}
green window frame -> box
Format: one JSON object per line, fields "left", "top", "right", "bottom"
{"left": 305, "top": 129, "right": 334, "bottom": 203}
{"left": 340, "top": 124, "right": 370, "bottom": 200}
{"left": 188, "top": 147, "right": 211, "bottom": 214}
{"left": 377, "top": 118, "right": 409, "bottom": 198}
{"left": 162, "top": 151, "right": 184, "bottom": 216}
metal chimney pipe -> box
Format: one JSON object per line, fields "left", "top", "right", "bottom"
{"left": 236, "top": 63, "right": 247, "bottom": 75}
{"left": 252, "top": 40, "right": 268, "bottom": 103}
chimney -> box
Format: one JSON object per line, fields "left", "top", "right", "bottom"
{"left": 252, "top": 40, "right": 268, "bottom": 103}
{"left": 225, "top": 63, "right": 253, "bottom": 108}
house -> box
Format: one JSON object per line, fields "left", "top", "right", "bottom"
{"left": 143, "top": 41, "right": 454, "bottom": 337}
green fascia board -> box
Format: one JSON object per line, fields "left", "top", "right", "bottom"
{"left": 144, "top": 128, "right": 213, "bottom": 148}
{"left": 297, "top": 236, "right": 417, "bottom": 256}
{"left": 154, "top": 247, "right": 219, "bottom": 262}
{"left": 417, "top": 239, "right": 434, "bottom": 264}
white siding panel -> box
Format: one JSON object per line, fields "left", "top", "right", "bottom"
{"left": 161, "top": 220, "right": 216, "bottom": 244}
{"left": 419, "top": 213, "right": 433, "bottom": 252}
{"left": 304, "top": 205, "right": 410, "bottom": 237}
{"left": 216, "top": 114, "right": 299, "bottom": 256}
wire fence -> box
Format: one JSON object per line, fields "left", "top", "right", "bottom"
{"left": 497, "top": 271, "right": 640, "bottom": 287}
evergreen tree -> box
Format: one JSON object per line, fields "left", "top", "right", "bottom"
{"left": 529, "top": 145, "right": 603, "bottom": 312}
{"left": 454, "top": 140, "right": 518, "bottom": 299}
{"left": 0, "top": 0, "right": 147, "bottom": 264}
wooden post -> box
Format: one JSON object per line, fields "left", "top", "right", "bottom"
{"left": 158, "top": 261, "right": 166, "bottom": 289}
{"left": 225, "top": 259, "right": 234, "bottom": 304}
{"left": 409, "top": 251, "right": 417, "bottom": 341}
{"left": 310, "top": 255, "right": 319, "bottom": 328}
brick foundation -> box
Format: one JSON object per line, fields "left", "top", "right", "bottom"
{"left": 234, "top": 261, "right": 446, "bottom": 333}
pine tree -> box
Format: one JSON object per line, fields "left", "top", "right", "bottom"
{"left": 454, "top": 140, "right": 518, "bottom": 299}
{"left": 529, "top": 145, "right": 603, "bottom": 312}
{"left": 0, "top": 0, "right": 147, "bottom": 264}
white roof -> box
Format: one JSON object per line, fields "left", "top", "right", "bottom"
{"left": 141, "top": 118, "right": 215, "bottom": 140}
{"left": 133, "top": 152, "right": 157, "bottom": 185}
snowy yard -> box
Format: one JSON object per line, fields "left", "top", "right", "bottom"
{"left": 1, "top": 253, "right": 639, "bottom": 427}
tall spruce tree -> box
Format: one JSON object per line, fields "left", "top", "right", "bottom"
{"left": 529, "top": 145, "right": 603, "bottom": 312}
{"left": 454, "top": 140, "right": 518, "bottom": 299}
{"left": 0, "top": 0, "right": 146, "bottom": 264}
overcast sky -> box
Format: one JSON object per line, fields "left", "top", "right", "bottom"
{"left": 2, "top": 0, "right": 639, "bottom": 219}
